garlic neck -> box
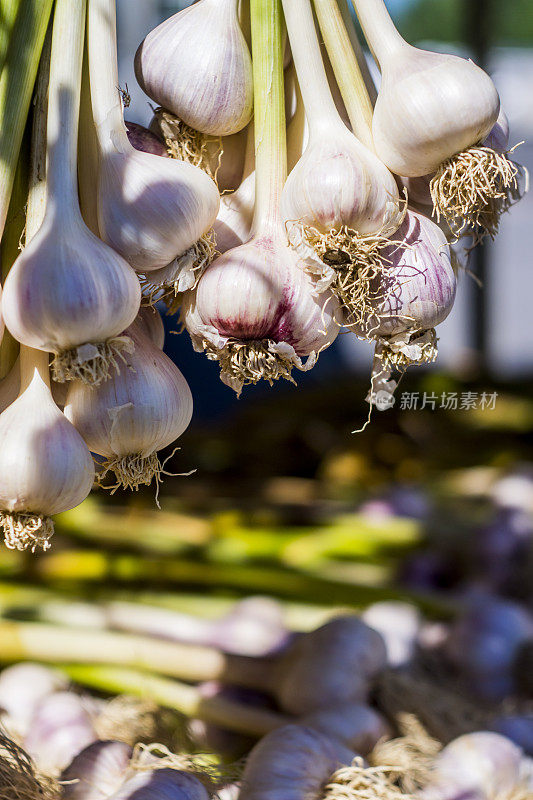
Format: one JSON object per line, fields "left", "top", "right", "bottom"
{"left": 46, "top": 0, "right": 86, "bottom": 211}
{"left": 281, "top": 0, "right": 340, "bottom": 136}
{"left": 19, "top": 347, "right": 50, "bottom": 394}
{"left": 350, "top": 0, "right": 405, "bottom": 65}
{"left": 250, "top": 0, "right": 286, "bottom": 235}
{"left": 88, "top": 0, "right": 132, "bottom": 157}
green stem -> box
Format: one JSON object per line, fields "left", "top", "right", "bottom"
{"left": 63, "top": 665, "right": 288, "bottom": 737}
{"left": 337, "top": 0, "right": 377, "bottom": 104}
{"left": 0, "top": 0, "right": 54, "bottom": 237}
{"left": 0, "top": 0, "right": 21, "bottom": 73}
{"left": 250, "top": 0, "right": 286, "bottom": 232}
{"left": 312, "top": 0, "right": 374, "bottom": 150}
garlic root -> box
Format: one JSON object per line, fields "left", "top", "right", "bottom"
{"left": 0, "top": 733, "right": 58, "bottom": 800}
{"left": 50, "top": 336, "right": 134, "bottom": 387}
{"left": 430, "top": 144, "right": 522, "bottom": 241}
{"left": 0, "top": 512, "right": 54, "bottom": 553}
{"left": 150, "top": 108, "right": 220, "bottom": 182}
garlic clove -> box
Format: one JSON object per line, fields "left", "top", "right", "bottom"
{"left": 64, "top": 319, "right": 193, "bottom": 493}
{"left": 135, "top": 0, "right": 253, "bottom": 137}
{"left": 0, "top": 366, "right": 94, "bottom": 551}
{"left": 372, "top": 44, "right": 500, "bottom": 178}
{"left": 61, "top": 740, "right": 133, "bottom": 800}
{"left": 2, "top": 211, "right": 141, "bottom": 385}
{"left": 125, "top": 120, "right": 168, "bottom": 158}
{"left": 97, "top": 147, "right": 220, "bottom": 273}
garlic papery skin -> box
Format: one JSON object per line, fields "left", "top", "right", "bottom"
{"left": 64, "top": 321, "right": 193, "bottom": 494}
{"left": 24, "top": 691, "right": 98, "bottom": 775}
{"left": 0, "top": 663, "right": 68, "bottom": 740}
{"left": 0, "top": 348, "right": 95, "bottom": 552}
{"left": 238, "top": 724, "right": 354, "bottom": 800}
{"left": 61, "top": 740, "right": 133, "bottom": 800}
{"left": 280, "top": 0, "right": 402, "bottom": 331}
{"left": 89, "top": 0, "right": 220, "bottom": 277}
{"left": 351, "top": 0, "right": 522, "bottom": 239}
{"left": 135, "top": 306, "right": 165, "bottom": 350}
{"left": 2, "top": 0, "right": 141, "bottom": 386}
{"left": 182, "top": 0, "right": 340, "bottom": 395}
{"left": 108, "top": 768, "right": 210, "bottom": 800}
{"left": 135, "top": 0, "right": 253, "bottom": 137}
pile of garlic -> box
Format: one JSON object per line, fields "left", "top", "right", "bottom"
{"left": 0, "top": 0, "right": 525, "bottom": 551}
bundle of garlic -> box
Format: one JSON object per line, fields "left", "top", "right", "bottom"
{"left": 351, "top": 0, "right": 523, "bottom": 240}
{"left": 65, "top": 310, "right": 193, "bottom": 495}
{"left": 280, "top": 0, "right": 404, "bottom": 333}
{"left": 181, "top": 0, "right": 341, "bottom": 395}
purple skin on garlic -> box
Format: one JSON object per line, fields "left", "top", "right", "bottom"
{"left": 125, "top": 121, "right": 168, "bottom": 157}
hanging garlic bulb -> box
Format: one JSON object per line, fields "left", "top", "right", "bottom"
{"left": 351, "top": 0, "right": 521, "bottom": 238}
{"left": 0, "top": 663, "right": 68, "bottom": 739}
{"left": 135, "top": 0, "right": 252, "bottom": 137}
{"left": 61, "top": 740, "right": 134, "bottom": 800}
{"left": 2, "top": 0, "right": 141, "bottom": 386}
{"left": 280, "top": 0, "right": 403, "bottom": 332}
{"left": 88, "top": 0, "right": 220, "bottom": 291}
{"left": 182, "top": 0, "right": 340, "bottom": 395}
{"left": 24, "top": 691, "right": 98, "bottom": 774}
{"left": 64, "top": 317, "right": 193, "bottom": 494}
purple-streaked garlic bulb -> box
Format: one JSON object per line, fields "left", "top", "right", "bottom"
{"left": 303, "top": 703, "right": 390, "bottom": 755}
{"left": 125, "top": 121, "right": 168, "bottom": 158}
{"left": 182, "top": 0, "right": 340, "bottom": 396}
{"left": 89, "top": 0, "right": 219, "bottom": 278}
{"left": 24, "top": 691, "right": 97, "bottom": 774}
{"left": 238, "top": 724, "right": 354, "bottom": 800}
{"left": 64, "top": 318, "right": 193, "bottom": 494}
{"left": 107, "top": 769, "right": 210, "bottom": 800}
{"left": 362, "top": 601, "right": 421, "bottom": 667}
{"left": 61, "top": 740, "right": 134, "bottom": 800}
{"left": 0, "top": 663, "right": 68, "bottom": 738}
{"left": 272, "top": 616, "right": 387, "bottom": 715}
{"left": 135, "top": 0, "right": 252, "bottom": 137}
{"left": 445, "top": 595, "right": 533, "bottom": 701}
{"left": 420, "top": 732, "right": 525, "bottom": 800}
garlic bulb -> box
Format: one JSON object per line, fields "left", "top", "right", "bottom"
{"left": 182, "top": 0, "right": 340, "bottom": 394}
{"left": 24, "top": 691, "right": 98, "bottom": 774}
{"left": 135, "top": 0, "right": 253, "bottom": 137}
{"left": 280, "top": 0, "right": 402, "bottom": 330}
{"left": 239, "top": 724, "right": 354, "bottom": 800}
{"left": 273, "top": 616, "right": 387, "bottom": 715}
{"left": 2, "top": 0, "right": 141, "bottom": 385}
{"left": 303, "top": 703, "right": 390, "bottom": 755}
{"left": 362, "top": 601, "right": 421, "bottom": 667}
{"left": 0, "top": 663, "right": 68, "bottom": 739}
{"left": 0, "top": 348, "right": 95, "bottom": 551}
{"left": 64, "top": 318, "right": 193, "bottom": 494}
{"left": 352, "top": 0, "right": 521, "bottom": 238}
{"left": 89, "top": 0, "right": 220, "bottom": 284}
{"left": 108, "top": 769, "right": 210, "bottom": 800}
{"left": 61, "top": 740, "right": 133, "bottom": 800}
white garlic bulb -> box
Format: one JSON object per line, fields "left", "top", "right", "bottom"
{"left": 64, "top": 318, "right": 193, "bottom": 493}
{"left": 89, "top": 0, "right": 220, "bottom": 275}
{"left": 0, "top": 350, "right": 95, "bottom": 552}
{"left": 135, "top": 0, "right": 253, "bottom": 136}
{"left": 61, "top": 740, "right": 133, "bottom": 800}
{"left": 2, "top": 0, "right": 141, "bottom": 386}
{"left": 0, "top": 663, "right": 68, "bottom": 738}
{"left": 352, "top": 0, "right": 499, "bottom": 177}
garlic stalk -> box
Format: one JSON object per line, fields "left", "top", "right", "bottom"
{"left": 182, "top": 0, "right": 341, "bottom": 395}
{"left": 0, "top": 356, "right": 19, "bottom": 413}
{"left": 64, "top": 317, "right": 193, "bottom": 495}
{"left": 88, "top": 0, "right": 220, "bottom": 286}
{"left": 214, "top": 126, "right": 256, "bottom": 255}
{"left": 2, "top": 0, "right": 141, "bottom": 386}
{"left": 135, "top": 0, "right": 253, "bottom": 137}
{"left": 351, "top": 0, "right": 521, "bottom": 238}
{"left": 280, "top": 0, "right": 403, "bottom": 331}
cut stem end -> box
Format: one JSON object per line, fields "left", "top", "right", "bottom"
{"left": 430, "top": 145, "right": 521, "bottom": 242}
{"left": 0, "top": 512, "right": 54, "bottom": 552}
{"left": 51, "top": 335, "right": 134, "bottom": 386}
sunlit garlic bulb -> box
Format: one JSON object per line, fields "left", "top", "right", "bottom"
{"left": 135, "top": 0, "right": 253, "bottom": 137}
{"left": 0, "top": 663, "right": 68, "bottom": 739}
{"left": 3, "top": 0, "right": 141, "bottom": 386}
{"left": 280, "top": 0, "right": 402, "bottom": 332}
{"left": 89, "top": 0, "right": 220, "bottom": 289}
{"left": 352, "top": 0, "right": 522, "bottom": 238}
{"left": 65, "top": 317, "right": 193, "bottom": 495}
{"left": 0, "top": 349, "right": 94, "bottom": 552}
